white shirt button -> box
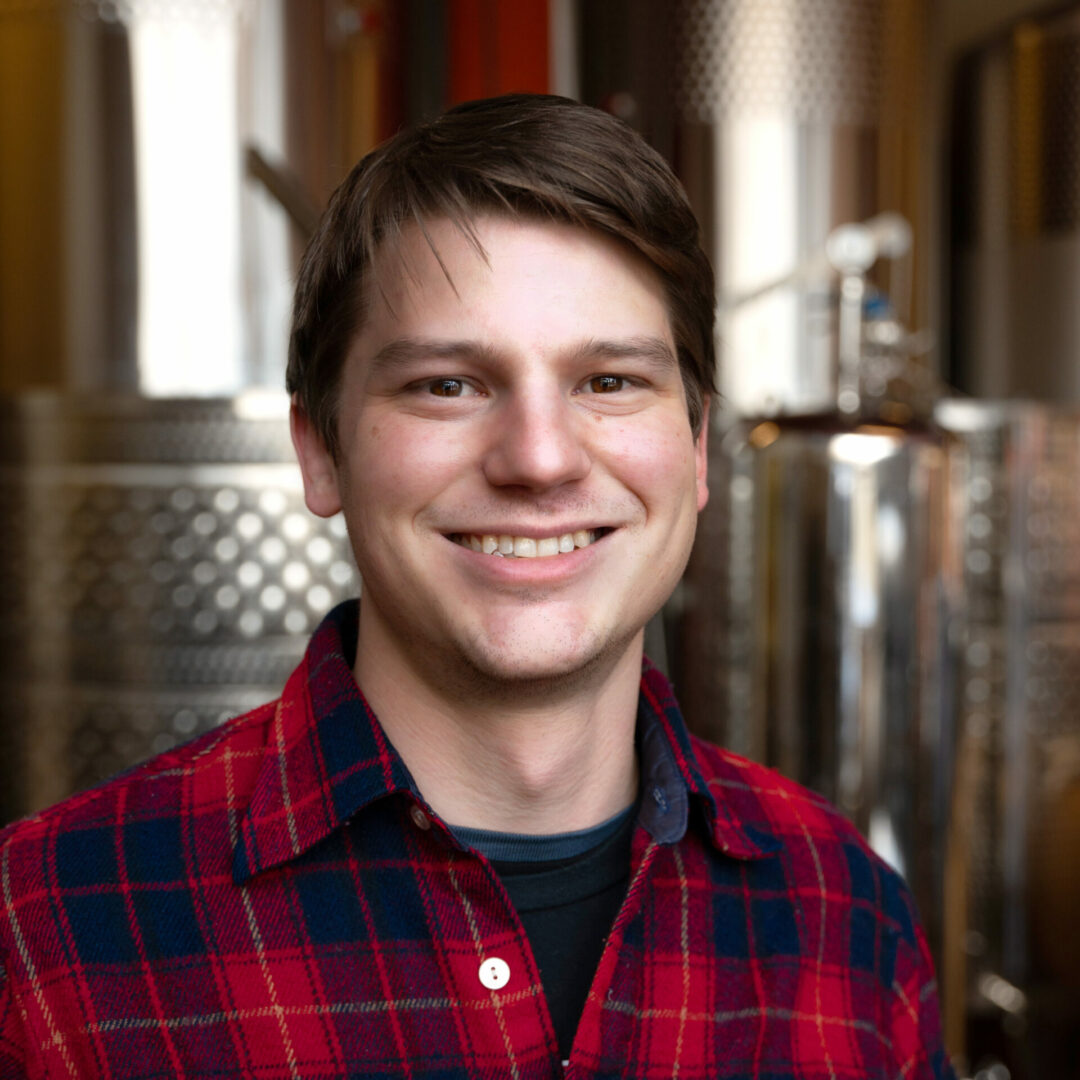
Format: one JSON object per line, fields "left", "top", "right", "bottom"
{"left": 478, "top": 957, "right": 510, "bottom": 990}
{"left": 409, "top": 806, "right": 431, "bottom": 831}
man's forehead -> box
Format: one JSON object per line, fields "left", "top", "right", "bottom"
{"left": 350, "top": 217, "right": 675, "bottom": 371}
{"left": 368, "top": 216, "right": 490, "bottom": 305}
{"left": 367, "top": 212, "right": 659, "bottom": 303}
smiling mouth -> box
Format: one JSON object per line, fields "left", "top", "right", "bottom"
{"left": 448, "top": 528, "right": 612, "bottom": 558}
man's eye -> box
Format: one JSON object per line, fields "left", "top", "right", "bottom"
{"left": 587, "top": 375, "right": 626, "bottom": 393}
{"left": 430, "top": 378, "right": 466, "bottom": 397}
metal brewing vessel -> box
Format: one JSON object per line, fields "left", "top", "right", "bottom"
{"left": 675, "top": 408, "right": 956, "bottom": 964}
{"left": 0, "top": 394, "right": 358, "bottom": 824}
{"left": 936, "top": 401, "right": 1080, "bottom": 1080}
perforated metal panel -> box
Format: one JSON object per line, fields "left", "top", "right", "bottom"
{"left": 28, "top": 474, "right": 352, "bottom": 669}
{"left": 0, "top": 394, "right": 358, "bottom": 821}
{"left": 673, "top": 0, "right": 883, "bottom": 124}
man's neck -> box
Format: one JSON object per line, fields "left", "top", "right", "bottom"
{"left": 352, "top": 622, "right": 643, "bottom": 835}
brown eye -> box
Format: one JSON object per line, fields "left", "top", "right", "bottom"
{"left": 430, "top": 378, "right": 464, "bottom": 397}
{"left": 588, "top": 375, "right": 624, "bottom": 393}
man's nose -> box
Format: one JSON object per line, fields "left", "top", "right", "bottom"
{"left": 482, "top": 391, "right": 592, "bottom": 491}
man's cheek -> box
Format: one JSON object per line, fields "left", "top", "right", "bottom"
{"left": 375, "top": 426, "right": 468, "bottom": 487}
{"left": 614, "top": 426, "right": 697, "bottom": 485}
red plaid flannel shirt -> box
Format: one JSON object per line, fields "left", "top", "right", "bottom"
{"left": 0, "top": 602, "right": 953, "bottom": 1078}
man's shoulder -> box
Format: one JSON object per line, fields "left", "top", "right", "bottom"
{"left": 690, "top": 734, "right": 924, "bottom": 944}
{"left": 0, "top": 697, "right": 279, "bottom": 894}
{"left": 690, "top": 732, "right": 848, "bottom": 834}
{"left": 687, "top": 736, "right": 952, "bottom": 1079}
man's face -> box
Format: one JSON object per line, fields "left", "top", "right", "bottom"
{"left": 293, "top": 216, "right": 708, "bottom": 692}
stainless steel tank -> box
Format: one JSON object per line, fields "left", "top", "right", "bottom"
{"left": 935, "top": 400, "right": 1080, "bottom": 1080}
{"left": 675, "top": 407, "right": 957, "bottom": 965}
{"left": 0, "top": 393, "right": 358, "bottom": 823}
{"left": 671, "top": 207, "right": 957, "bottom": 965}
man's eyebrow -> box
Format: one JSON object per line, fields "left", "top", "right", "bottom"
{"left": 570, "top": 336, "right": 678, "bottom": 370}
{"left": 367, "top": 337, "right": 500, "bottom": 372}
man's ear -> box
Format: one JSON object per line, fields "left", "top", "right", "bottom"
{"left": 695, "top": 394, "right": 710, "bottom": 512}
{"left": 290, "top": 396, "right": 343, "bottom": 519}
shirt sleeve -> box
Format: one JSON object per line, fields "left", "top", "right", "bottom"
{"left": 0, "top": 950, "right": 30, "bottom": 1077}
{"left": 888, "top": 898, "right": 958, "bottom": 1080}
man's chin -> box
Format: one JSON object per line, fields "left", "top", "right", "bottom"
{"left": 446, "top": 624, "right": 640, "bottom": 699}
{"left": 362, "top": 599, "right": 644, "bottom": 701}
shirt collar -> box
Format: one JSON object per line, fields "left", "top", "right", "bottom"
{"left": 234, "top": 601, "right": 778, "bottom": 883}
{"left": 634, "top": 659, "right": 780, "bottom": 860}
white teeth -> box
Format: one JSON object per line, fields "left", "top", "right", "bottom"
{"left": 513, "top": 537, "right": 537, "bottom": 558}
{"left": 456, "top": 530, "right": 600, "bottom": 557}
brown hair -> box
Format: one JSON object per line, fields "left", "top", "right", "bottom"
{"left": 287, "top": 93, "right": 715, "bottom": 457}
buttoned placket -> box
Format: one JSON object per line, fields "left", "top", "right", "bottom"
{"left": 405, "top": 793, "right": 670, "bottom": 1079}
{"left": 406, "top": 796, "right": 559, "bottom": 1066}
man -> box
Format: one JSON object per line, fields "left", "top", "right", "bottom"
{"left": 0, "top": 95, "right": 952, "bottom": 1078}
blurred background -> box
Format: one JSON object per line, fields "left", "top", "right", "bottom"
{"left": 1, "top": 1, "right": 1079, "bottom": 1076}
